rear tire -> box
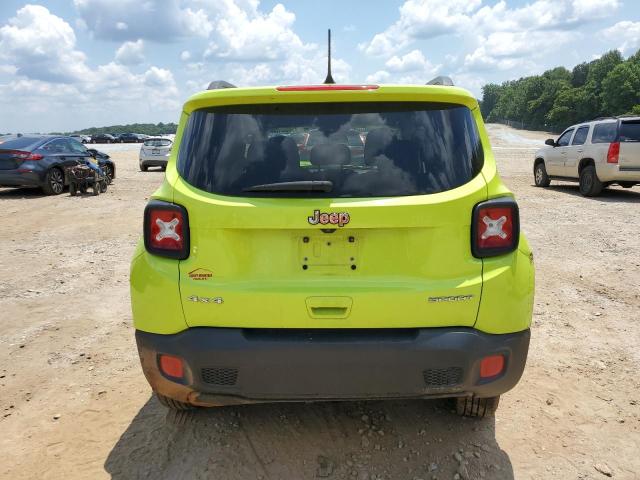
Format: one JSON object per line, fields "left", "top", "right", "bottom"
{"left": 579, "top": 165, "right": 602, "bottom": 197}
{"left": 534, "top": 162, "right": 550, "bottom": 187}
{"left": 140, "top": 163, "right": 148, "bottom": 172}
{"left": 456, "top": 396, "right": 500, "bottom": 418}
{"left": 156, "top": 392, "right": 194, "bottom": 410}
{"left": 42, "top": 168, "right": 65, "bottom": 195}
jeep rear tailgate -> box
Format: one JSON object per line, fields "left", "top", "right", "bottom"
{"left": 174, "top": 176, "right": 486, "bottom": 329}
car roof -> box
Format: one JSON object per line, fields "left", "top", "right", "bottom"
{"left": 183, "top": 84, "right": 478, "bottom": 114}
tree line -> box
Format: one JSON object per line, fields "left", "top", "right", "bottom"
{"left": 480, "top": 49, "right": 640, "bottom": 132}
{"left": 65, "top": 122, "right": 178, "bottom": 136}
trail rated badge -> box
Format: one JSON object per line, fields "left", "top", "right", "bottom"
{"left": 308, "top": 210, "right": 350, "bottom": 227}
{"left": 188, "top": 268, "right": 213, "bottom": 281}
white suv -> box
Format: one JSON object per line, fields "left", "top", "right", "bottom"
{"left": 534, "top": 117, "right": 640, "bottom": 196}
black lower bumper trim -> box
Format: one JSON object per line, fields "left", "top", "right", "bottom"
{"left": 135, "top": 327, "right": 530, "bottom": 405}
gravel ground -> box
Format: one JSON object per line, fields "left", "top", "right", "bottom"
{"left": 0, "top": 124, "right": 639, "bottom": 479}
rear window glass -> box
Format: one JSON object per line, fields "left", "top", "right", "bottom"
{"left": 592, "top": 122, "right": 618, "bottom": 143}
{"left": 144, "top": 138, "right": 172, "bottom": 147}
{"left": 177, "top": 102, "right": 484, "bottom": 198}
{"left": 620, "top": 121, "right": 640, "bottom": 142}
{"left": 0, "top": 136, "right": 42, "bottom": 150}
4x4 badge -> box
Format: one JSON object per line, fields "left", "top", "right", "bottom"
{"left": 308, "top": 209, "right": 350, "bottom": 227}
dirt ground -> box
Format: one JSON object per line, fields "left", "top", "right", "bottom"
{"left": 1, "top": 124, "right": 639, "bottom": 480}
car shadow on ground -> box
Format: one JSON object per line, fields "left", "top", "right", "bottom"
{"left": 0, "top": 187, "right": 48, "bottom": 198}
{"left": 544, "top": 184, "right": 640, "bottom": 203}
{"left": 104, "top": 396, "right": 513, "bottom": 479}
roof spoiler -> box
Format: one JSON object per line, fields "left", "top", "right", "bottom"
{"left": 426, "top": 76, "right": 454, "bottom": 86}
{"left": 207, "top": 81, "right": 237, "bottom": 90}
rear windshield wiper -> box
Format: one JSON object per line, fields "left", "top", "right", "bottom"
{"left": 243, "top": 181, "right": 333, "bottom": 193}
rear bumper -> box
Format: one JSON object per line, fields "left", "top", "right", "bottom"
{"left": 0, "top": 170, "right": 44, "bottom": 188}
{"left": 597, "top": 164, "right": 640, "bottom": 183}
{"left": 135, "top": 327, "right": 530, "bottom": 406}
{"left": 139, "top": 153, "right": 170, "bottom": 166}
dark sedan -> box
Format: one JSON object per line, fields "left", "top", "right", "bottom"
{"left": 0, "top": 136, "right": 115, "bottom": 195}
{"left": 118, "top": 133, "right": 143, "bottom": 143}
{"left": 90, "top": 133, "right": 117, "bottom": 144}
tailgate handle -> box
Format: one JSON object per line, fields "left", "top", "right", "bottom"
{"left": 306, "top": 297, "right": 352, "bottom": 319}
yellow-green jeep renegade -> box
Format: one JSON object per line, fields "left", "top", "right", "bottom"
{"left": 130, "top": 78, "right": 534, "bottom": 417}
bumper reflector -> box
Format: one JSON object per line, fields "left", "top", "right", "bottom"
{"left": 159, "top": 354, "right": 184, "bottom": 379}
{"left": 480, "top": 355, "right": 505, "bottom": 378}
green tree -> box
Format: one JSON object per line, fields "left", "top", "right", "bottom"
{"left": 480, "top": 83, "right": 502, "bottom": 120}
{"left": 601, "top": 61, "right": 640, "bottom": 115}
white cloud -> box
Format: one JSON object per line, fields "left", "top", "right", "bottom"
{"left": 385, "top": 50, "right": 437, "bottom": 73}
{"left": 202, "top": 2, "right": 310, "bottom": 62}
{"left": 360, "top": 0, "right": 621, "bottom": 58}
{"left": 0, "top": 5, "right": 90, "bottom": 83}
{"left": 601, "top": 21, "right": 640, "bottom": 55}
{"left": 74, "top": 0, "right": 212, "bottom": 41}
{"left": 115, "top": 39, "right": 145, "bottom": 65}
{"left": 0, "top": 5, "right": 181, "bottom": 131}
{"left": 364, "top": 49, "right": 441, "bottom": 85}
{"left": 464, "top": 30, "right": 576, "bottom": 71}
{"left": 180, "top": 50, "right": 191, "bottom": 61}
{"left": 360, "top": 0, "right": 481, "bottom": 56}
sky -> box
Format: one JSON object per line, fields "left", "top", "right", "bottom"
{"left": 0, "top": 0, "right": 639, "bottom": 133}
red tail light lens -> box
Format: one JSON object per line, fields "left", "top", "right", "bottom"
{"left": 607, "top": 141, "right": 620, "bottom": 164}
{"left": 480, "top": 355, "right": 505, "bottom": 378}
{"left": 4, "top": 150, "right": 43, "bottom": 160}
{"left": 144, "top": 201, "right": 190, "bottom": 259}
{"left": 159, "top": 354, "right": 184, "bottom": 379}
{"left": 472, "top": 198, "right": 520, "bottom": 258}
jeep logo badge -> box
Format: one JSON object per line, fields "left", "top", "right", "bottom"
{"left": 308, "top": 209, "right": 350, "bottom": 227}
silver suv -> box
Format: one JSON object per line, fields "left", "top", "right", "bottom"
{"left": 534, "top": 116, "right": 640, "bottom": 196}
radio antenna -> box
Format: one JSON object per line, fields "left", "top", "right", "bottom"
{"left": 323, "top": 29, "right": 335, "bottom": 84}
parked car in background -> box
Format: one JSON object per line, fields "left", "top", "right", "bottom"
{"left": 70, "top": 134, "right": 91, "bottom": 144}
{"left": 118, "top": 133, "right": 144, "bottom": 143}
{"left": 0, "top": 134, "right": 22, "bottom": 145}
{"left": 0, "top": 136, "right": 115, "bottom": 195}
{"left": 534, "top": 116, "right": 640, "bottom": 196}
{"left": 139, "top": 137, "right": 172, "bottom": 171}
{"left": 90, "top": 133, "right": 117, "bottom": 144}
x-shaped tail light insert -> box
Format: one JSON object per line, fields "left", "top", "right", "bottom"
{"left": 155, "top": 217, "right": 180, "bottom": 241}
{"left": 481, "top": 215, "right": 507, "bottom": 240}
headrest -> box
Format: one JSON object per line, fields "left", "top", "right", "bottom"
{"left": 364, "top": 127, "right": 393, "bottom": 165}
{"left": 310, "top": 143, "right": 351, "bottom": 166}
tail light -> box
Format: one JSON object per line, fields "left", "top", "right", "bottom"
{"left": 143, "top": 200, "right": 190, "bottom": 259}
{"left": 480, "top": 355, "right": 505, "bottom": 378}
{"left": 607, "top": 142, "right": 620, "bottom": 164}
{"left": 158, "top": 354, "right": 184, "bottom": 379}
{"left": 471, "top": 198, "right": 520, "bottom": 258}
{"left": 3, "top": 150, "right": 43, "bottom": 160}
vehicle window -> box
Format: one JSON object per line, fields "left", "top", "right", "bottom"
{"left": 42, "top": 139, "right": 72, "bottom": 154}
{"left": 0, "top": 136, "right": 42, "bottom": 149}
{"left": 67, "top": 139, "right": 88, "bottom": 154}
{"left": 571, "top": 126, "right": 589, "bottom": 146}
{"left": 177, "top": 102, "right": 484, "bottom": 198}
{"left": 620, "top": 121, "right": 640, "bottom": 142}
{"left": 144, "top": 139, "right": 172, "bottom": 147}
{"left": 557, "top": 129, "right": 574, "bottom": 147}
{"left": 592, "top": 122, "right": 618, "bottom": 143}
{"left": 347, "top": 131, "right": 364, "bottom": 147}
{"left": 291, "top": 133, "right": 306, "bottom": 145}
